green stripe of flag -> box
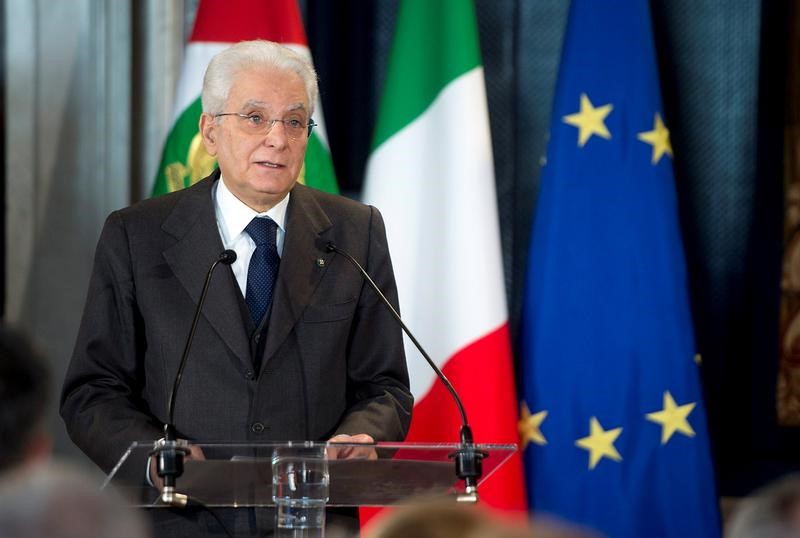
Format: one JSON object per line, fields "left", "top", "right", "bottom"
{"left": 371, "top": 0, "right": 482, "bottom": 151}
{"left": 153, "top": 98, "right": 208, "bottom": 196}
{"left": 302, "top": 132, "right": 338, "bottom": 193}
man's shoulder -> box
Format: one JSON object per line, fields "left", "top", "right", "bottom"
{"left": 291, "top": 183, "right": 372, "bottom": 217}
{"left": 114, "top": 176, "right": 214, "bottom": 223}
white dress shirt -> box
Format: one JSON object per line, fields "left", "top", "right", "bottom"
{"left": 213, "top": 176, "right": 289, "bottom": 297}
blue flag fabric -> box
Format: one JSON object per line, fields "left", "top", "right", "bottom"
{"left": 518, "top": 1, "right": 720, "bottom": 536}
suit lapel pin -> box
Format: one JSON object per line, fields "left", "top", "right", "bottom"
{"left": 316, "top": 257, "right": 326, "bottom": 267}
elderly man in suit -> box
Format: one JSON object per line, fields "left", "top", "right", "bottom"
{"left": 61, "top": 40, "right": 413, "bottom": 537}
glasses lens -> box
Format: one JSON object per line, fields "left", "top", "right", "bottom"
{"left": 283, "top": 120, "right": 306, "bottom": 139}
{"left": 227, "top": 114, "right": 312, "bottom": 139}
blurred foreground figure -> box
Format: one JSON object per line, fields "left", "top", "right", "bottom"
{"left": 362, "top": 500, "right": 599, "bottom": 538}
{"left": 0, "top": 462, "right": 150, "bottom": 538}
{"left": 0, "top": 324, "right": 51, "bottom": 474}
{"left": 727, "top": 473, "right": 800, "bottom": 538}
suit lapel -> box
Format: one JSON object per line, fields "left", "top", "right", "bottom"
{"left": 161, "top": 175, "right": 251, "bottom": 367}
{"left": 263, "top": 184, "right": 335, "bottom": 362}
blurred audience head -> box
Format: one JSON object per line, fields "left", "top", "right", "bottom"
{"left": 362, "top": 499, "right": 597, "bottom": 538}
{"left": 0, "top": 462, "right": 150, "bottom": 538}
{"left": 727, "top": 473, "right": 800, "bottom": 538}
{"left": 0, "top": 324, "right": 51, "bottom": 473}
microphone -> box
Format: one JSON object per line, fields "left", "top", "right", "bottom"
{"left": 325, "top": 241, "right": 486, "bottom": 501}
{"left": 156, "top": 249, "right": 237, "bottom": 506}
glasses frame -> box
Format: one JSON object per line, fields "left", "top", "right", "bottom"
{"left": 214, "top": 112, "right": 317, "bottom": 139}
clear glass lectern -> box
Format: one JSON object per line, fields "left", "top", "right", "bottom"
{"left": 104, "top": 441, "right": 517, "bottom": 508}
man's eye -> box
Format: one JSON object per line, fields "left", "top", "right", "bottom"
{"left": 246, "top": 114, "right": 264, "bottom": 125}
{"left": 286, "top": 119, "right": 303, "bottom": 129}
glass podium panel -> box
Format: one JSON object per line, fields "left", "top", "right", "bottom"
{"left": 104, "top": 441, "right": 516, "bottom": 508}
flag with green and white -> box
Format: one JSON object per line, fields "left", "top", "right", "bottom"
{"left": 151, "top": 0, "right": 337, "bottom": 196}
{"left": 362, "top": 0, "right": 526, "bottom": 512}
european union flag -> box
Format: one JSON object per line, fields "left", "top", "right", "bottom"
{"left": 518, "top": 1, "right": 720, "bottom": 536}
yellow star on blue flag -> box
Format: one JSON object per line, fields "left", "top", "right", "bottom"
{"left": 638, "top": 113, "right": 673, "bottom": 163}
{"left": 563, "top": 93, "right": 613, "bottom": 147}
{"left": 519, "top": 402, "right": 548, "bottom": 448}
{"left": 575, "top": 417, "right": 623, "bottom": 469}
{"left": 646, "top": 391, "right": 696, "bottom": 444}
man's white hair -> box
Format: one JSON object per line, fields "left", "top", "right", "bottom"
{"left": 202, "top": 40, "right": 319, "bottom": 117}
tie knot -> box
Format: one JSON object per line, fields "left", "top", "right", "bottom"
{"left": 245, "top": 217, "right": 278, "bottom": 247}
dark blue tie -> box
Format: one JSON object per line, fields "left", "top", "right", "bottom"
{"left": 245, "top": 217, "right": 280, "bottom": 326}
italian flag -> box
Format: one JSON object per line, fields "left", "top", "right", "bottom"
{"left": 151, "top": 0, "right": 337, "bottom": 196}
{"left": 363, "top": 0, "right": 526, "bottom": 511}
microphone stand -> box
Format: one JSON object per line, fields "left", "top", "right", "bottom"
{"left": 326, "top": 242, "right": 486, "bottom": 502}
{"left": 153, "top": 250, "right": 237, "bottom": 507}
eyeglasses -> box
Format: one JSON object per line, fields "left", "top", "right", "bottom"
{"left": 214, "top": 112, "right": 317, "bottom": 139}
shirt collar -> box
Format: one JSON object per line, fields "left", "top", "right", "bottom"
{"left": 215, "top": 176, "right": 290, "bottom": 245}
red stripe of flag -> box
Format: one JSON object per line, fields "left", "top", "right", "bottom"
{"left": 190, "top": 0, "right": 307, "bottom": 45}
{"left": 406, "top": 324, "right": 526, "bottom": 511}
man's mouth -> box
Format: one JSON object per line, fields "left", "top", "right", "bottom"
{"left": 256, "top": 160, "right": 283, "bottom": 168}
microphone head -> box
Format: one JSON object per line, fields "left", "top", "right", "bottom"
{"left": 325, "top": 241, "right": 336, "bottom": 253}
{"left": 219, "top": 249, "right": 237, "bottom": 265}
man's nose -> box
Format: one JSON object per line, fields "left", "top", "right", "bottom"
{"left": 263, "top": 120, "right": 289, "bottom": 147}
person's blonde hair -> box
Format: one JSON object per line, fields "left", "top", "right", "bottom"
{"left": 363, "top": 500, "right": 595, "bottom": 538}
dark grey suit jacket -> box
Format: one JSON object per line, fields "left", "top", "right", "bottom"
{"left": 60, "top": 172, "right": 413, "bottom": 481}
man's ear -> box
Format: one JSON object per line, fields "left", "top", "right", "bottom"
{"left": 199, "top": 113, "right": 218, "bottom": 155}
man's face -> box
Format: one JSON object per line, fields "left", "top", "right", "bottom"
{"left": 200, "top": 66, "right": 310, "bottom": 212}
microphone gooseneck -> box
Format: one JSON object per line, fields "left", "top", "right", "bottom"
{"left": 157, "top": 249, "right": 237, "bottom": 507}
{"left": 325, "top": 241, "right": 485, "bottom": 499}
{"left": 167, "top": 249, "right": 237, "bottom": 428}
